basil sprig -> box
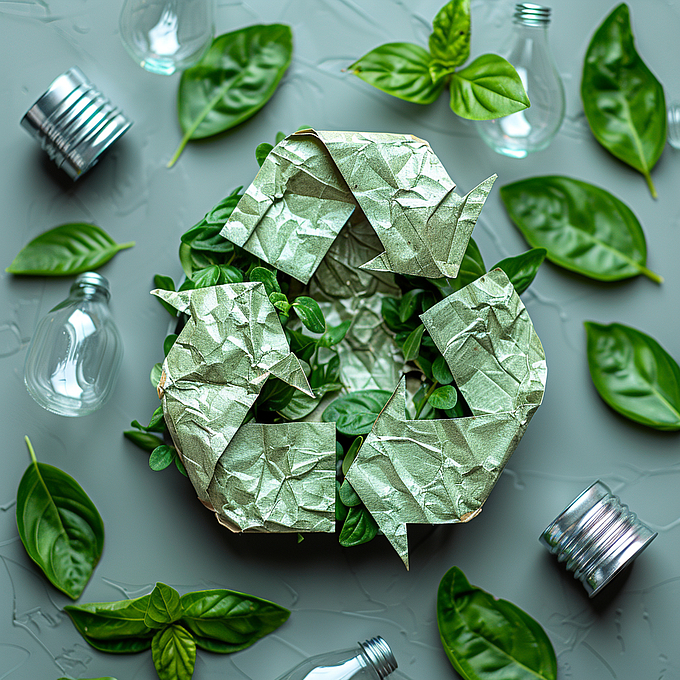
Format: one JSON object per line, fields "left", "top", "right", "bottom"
{"left": 168, "top": 25, "right": 293, "bottom": 167}
{"left": 501, "top": 176, "right": 662, "bottom": 283}
{"left": 437, "top": 566, "right": 557, "bottom": 680}
{"left": 16, "top": 437, "right": 104, "bottom": 600}
{"left": 350, "top": 0, "right": 529, "bottom": 120}
{"left": 582, "top": 4, "right": 666, "bottom": 197}
{"left": 585, "top": 322, "right": 680, "bottom": 431}
{"left": 65, "top": 583, "right": 290, "bottom": 680}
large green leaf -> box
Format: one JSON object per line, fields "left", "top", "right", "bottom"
{"left": 7, "top": 224, "right": 134, "bottom": 276}
{"left": 500, "top": 176, "right": 661, "bottom": 283}
{"left": 429, "top": 0, "right": 471, "bottom": 71}
{"left": 144, "top": 583, "right": 183, "bottom": 629}
{"left": 292, "top": 296, "right": 326, "bottom": 333}
{"left": 491, "top": 248, "right": 546, "bottom": 295}
{"left": 449, "top": 54, "right": 529, "bottom": 120}
{"left": 585, "top": 322, "right": 680, "bottom": 431}
{"left": 323, "top": 390, "right": 393, "bottom": 435}
{"left": 179, "top": 589, "right": 290, "bottom": 653}
{"left": 16, "top": 437, "right": 104, "bottom": 600}
{"left": 350, "top": 43, "right": 445, "bottom": 104}
{"left": 581, "top": 4, "right": 666, "bottom": 197}
{"left": 338, "top": 506, "right": 379, "bottom": 547}
{"left": 151, "top": 625, "right": 196, "bottom": 680}
{"left": 402, "top": 324, "right": 425, "bottom": 362}
{"left": 169, "top": 25, "right": 293, "bottom": 166}
{"left": 437, "top": 566, "right": 557, "bottom": 680}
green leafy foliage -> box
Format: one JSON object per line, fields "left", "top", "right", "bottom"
{"left": 428, "top": 385, "right": 458, "bottom": 410}
{"left": 581, "top": 3, "right": 666, "bottom": 197}
{"left": 349, "top": 1, "right": 528, "bottom": 120}
{"left": 7, "top": 224, "right": 134, "bottom": 276}
{"left": 16, "top": 437, "right": 104, "bottom": 600}
{"left": 169, "top": 25, "right": 293, "bottom": 166}
{"left": 145, "top": 583, "right": 184, "bottom": 629}
{"left": 152, "top": 625, "right": 196, "bottom": 680}
{"left": 492, "top": 248, "right": 546, "bottom": 295}
{"left": 149, "top": 446, "right": 175, "bottom": 471}
{"left": 402, "top": 324, "right": 425, "bottom": 361}
{"left": 500, "top": 176, "right": 662, "bottom": 283}
{"left": 437, "top": 566, "right": 557, "bottom": 680}
{"left": 124, "top": 430, "right": 164, "bottom": 452}
{"left": 585, "top": 322, "right": 680, "bottom": 431}
{"left": 292, "top": 296, "right": 325, "bottom": 333}
{"left": 323, "top": 390, "right": 392, "bottom": 435}
{"left": 339, "top": 506, "right": 379, "bottom": 547}
{"left": 154, "top": 275, "right": 178, "bottom": 316}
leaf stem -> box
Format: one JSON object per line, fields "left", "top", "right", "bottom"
{"left": 25, "top": 435, "right": 38, "bottom": 465}
{"left": 167, "top": 132, "right": 192, "bottom": 168}
{"left": 640, "top": 266, "right": 664, "bottom": 284}
{"left": 415, "top": 381, "right": 439, "bottom": 419}
{"left": 644, "top": 171, "right": 658, "bottom": 199}
{"left": 117, "top": 241, "right": 136, "bottom": 251}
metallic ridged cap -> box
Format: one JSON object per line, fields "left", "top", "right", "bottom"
{"left": 71, "top": 272, "right": 111, "bottom": 299}
{"left": 540, "top": 481, "right": 657, "bottom": 597}
{"left": 514, "top": 3, "right": 551, "bottom": 26}
{"left": 21, "top": 67, "right": 132, "bottom": 180}
{"left": 360, "top": 637, "right": 398, "bottom": 678}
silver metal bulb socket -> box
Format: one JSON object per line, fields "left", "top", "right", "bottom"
{"left": 514, "top": 3, "right": 551, "bottom": 26}
{"left": 360, "top": 637, "right": 398, "bottom": 678}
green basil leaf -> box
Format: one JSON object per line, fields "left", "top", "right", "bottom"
{"left": 339, "top": 506, "right": 379, "bottom": 547}
{"left": 500, "top": 176, "right": 662, "bottom": 283}
{"left": 144, "top": 583, "right": 183, "bottom": 629}
{"left": 191, "top": 265, "right": 221, "bottom": 288}
{"left": 437, "top": 566, "right": 557, "bottom": 680}
{"left": 147, "top": 406, "right": 167, "bottom": 432}
{"left": 153, "top": 274, "right": 178, "bottom": 316}
{"left": 398, "top": 289, "right": 424, "bottom": 323}
{"left": 585, "top": 322, "right": 680, "bottom": 431}
{"left": 429, "top": 0, "right": 470, "bottom": 69}
{"left": 341, "top": 436, "right": 363, "bottom": 477}
{"left": 403, "top": 324, "right": 426, "bottom": 362}
{"left": 152, "top": 625, "right": 196, "bottom": 680}
{"left": 7, "top": 224, "right": 134, "bottom": 276}
{"left": 432, "top": 356, "right": 453, "bottom": 385}
{"left": 323, "top": 390, "right": 392, "bottom": 435}
{"left": 124, "top": 430, "right": 164, "bottom": 453}
{"left": 170, "top": 25, "right": 293, "bottom": 166}
{"left": 179, "top": 589, "right": 290, "bottom": 652}
{"left": 339, "top": 479, "right": 362, "bottom": 507}
{"left": 350, "top": 43, "right": 445, "bottom": 105}
{"left": 206, "top": 187, "right": 244, "bottom": 225}
{"left": 582, "top": 3, "right": 666, "bottom": 197}
{"left": 150, "top": 363, "right": 163, "bottom": 388}
{"left": 318, "top": 320, "right": 351, "bottom": 348}
{"left": 256, "top": 142, "right": 273, "bottom": 167}
{"left": 492, "top": 248, "right": 546, "bottom": 295}
{"left": 64, "top": 594, "right": 154, "bottom": 647}
{"left": 335, "top": 480, "right": 349, "bottom": 524}
{"left": 428, "top": 385, "right": 458, "bottom": 410}
{"left": 449, "top": 53, "right": 530, "bottom": 120}
{"left": 250, "top": 266, "right": 281, "bottom": 296}
{"left": 149, "top": 446, "right": 175, "bottom": 472}
{"left": 16, "top": 437, "right": 104, "bottom": 600}
{"left": 164, "top": 334, "right": 178, "bottom": 357}
{"left": 292, "top": 296, "right": 325, "bottom": 333}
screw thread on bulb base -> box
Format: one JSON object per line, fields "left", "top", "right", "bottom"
{"left": 360, "top": 637, "right": 397, "bottom": 678}
{"left": 514, "top": 3, "right": 551, "bottom": 26}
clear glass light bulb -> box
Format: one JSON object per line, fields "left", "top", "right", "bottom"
{"left": 119, "top": 0, "right": 214, "bottom": 75}
{"left": 24, "top": 272, "right": 123, "bottom": 417}
{"left": 275, "top": 637, "right": 398, "bottom": 680}
{"left": 477, "top": 3, "right": 565, "bottom": 158}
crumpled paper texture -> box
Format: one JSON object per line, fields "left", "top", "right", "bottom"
{"left": 151, "top": 283, "right": 335, "bottom": 533}
{"left": 347, "top": 270, "right": 547, "bottom": 567}
{"left": 221, "top": 129, "right": 496, "bottom": 283}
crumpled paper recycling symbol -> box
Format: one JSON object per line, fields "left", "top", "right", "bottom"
{"left": 152, "top": 130, "right": 546, "bottom": 568}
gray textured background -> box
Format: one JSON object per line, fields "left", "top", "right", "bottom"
{"left": 1, "top": 1, "right": 680, "bottom": 678}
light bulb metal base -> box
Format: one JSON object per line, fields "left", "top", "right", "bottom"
{"left": 359, "top": 637, "right": 397, "bottom": 679}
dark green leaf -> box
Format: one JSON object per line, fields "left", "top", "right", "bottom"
{"left": 381, "top": 296, "right": 419, "bottom": 333}
{"left": 341, "top": 436, "right": 363, "bottom": 476}
{"left": 581, "top": 3, "right": 666, "bottom": 197}
{"left": 500, "top": 176, "right": 662, "bottom": 283}
{"left": 153, "top": 275, "right": 178, "bottom": 316}
{"left": 292, "top": 296, "right": 325, "bottom": 333}
{"left": 147, "top": 406, "right": 166, "bottom": 432}
{"left": 492, "top": 248, "right": 546, "bottom": 295}
{"left": 429, "top": 0, "right": 471, "bottom": 70}
{"left": 191, "top": 265, "right": 221, "bottom": 288}
{"left": 150, "top": 363, "right": 163, "bottom": 388}
{"left": 7, "top": 224, "right": 134, "bottom": 276}
{"left": 149, "top": 446, "right": 175, "bottom": 472}
{"left": 335, "top": 480, "right": 348, "bottom": 524}
{"left": 432, "top": 356, "right": 453, "bottom": 385}
{"left": 217, "top": 264, "right": 243, "bottom": 283}
{"left": 164, "top": 334, "right": 178, "bottom": 357}
{"left": 279, "top": 383, "right": 341, "bottom": 420}
{"left": 151, "top": 625, "right": 196, "bottom": 680}
{"left": 16, "top": 437, "right": 104, "bottom": 600}
{"left": 145, "top": 583, "right": 183, "bottom": 629}
{"left": 350, "top": 43, "right": 445, "bottom": 105}
{"left": 250, "top": 266, "right": 281, "bottom": 296}
{"left": 585, "top": 322, "right": 680, "bottom": 431}
{"left": 256, "top": 142, "right": 274, "bottom": 167}
{"left": 205, "top": 187, "right": 244, "bottom": 225}
{"left": 124, "top": 430, "right": 164, "bottom": 453}
{"left": 339, "top": 506, "right": 379, "bottom": 547}
{"left": 339, "top": 479, "right": 362, "bottom": 507}
{"left": 438, "top": 566, "right": 556, "bottom": 680}
{"left": 170, "top": 25, "right": 293, "bottom": 166}
{"left": 403, "top": 324, "right": 426, "bottom": 362}
{"left": 318, "top": 320, "right": 351, "bottom": 348}
{"left": 449, "top": 54, "right": 529, "bottom": 120}
{"left": 428, "top": 385, "right": 458, "bottom": 410}
{"left": 175, "top": 455, "right": 188, "bottom": 477}
{"left": 179, "top": 589, "right": 290, "bottom": 652}
{"left": 323, "top": 390, "right": 392, "bottom": 435}
{"left": 398, "top": 289, "right": 424, "bottom": 323}
{"left": 257, "top": 377, "right": 296, "bottom": 412}
{"left": 286, "top": 328, "right": 317, "bottom": 363}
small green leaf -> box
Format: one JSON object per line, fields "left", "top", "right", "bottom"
{"left": 151, "top": 625, "right": 196, "bottom": 680}
{"left": 323, "top": 390, "right": 392, "bottom": 435}
{"left": 191, "top": 265, "right": 221, "bottom": 288}
{"left": 250, "top": 267, "right": 281, "bottom": 296}
{"left": 150, "top": 363, "right": 163, "bottom": 388}
{"left": 154, "top": 275, "right": 178, "bottom": 316}
{"left": 149, "top": 446, "right": 175, "bottom": 471}
{"left": 429, "top": 0, "right": 471, "bottom": 68}
{"left": 318, "top": 320, "right": 351, "bottom": 348}
{"left": 341, "top": 436, "right": 363, "bottom": 476}
{"left": 217, "top": 264, "right": 243, "bottom": 284}
{"left": 175, "top": 455, "right": 188, "bottom": 477}
{"left": 164, "top": 334, "right": 178, "bottom": 357}
{"left": 398, "top": 289, "right": 424, "bottom": 323}
{"left": 492, "top": 248, "right": 547, "bottom": 295}
{"left": 428, "top": 385, "right": 458, "bottom": 410}
{"left": 276, "top": 131, "right": 286, "bottom": 143}
{"left": 432, "top": 356, "right": 454, "bottom": 385}
{"left": 256, "top": 142, "right": 274, "bottom": 167}
{"left": 292, "top": 296, "right": 325, "bottom": 333}
{"left": 335, "top": 480, "right": 349, "bottom": 523}
{"left": 7, "top": 223, "right": 134, "bottom": 276}
{"left": 449, "top": 53, "right": 529, "bottom": 120}
{"left": 350, "top": 43, "right": 445, "bottom": 104}
{"left": 145, "top": 583, "right": 183, "bottom": 629}
{"left": 147, "top": 406, "right": 166, "bottom": 432}
{"left": 339, "top": 479, "right": 362, "bottom": 507}
{"left": 124, "top": 430, "right": 164, "bottom": 453}
{"left": 339, "top": 506, "right": 379, "bottom": 547}
{"left": 403, "top": 324, "right": 426, "bottom": 362}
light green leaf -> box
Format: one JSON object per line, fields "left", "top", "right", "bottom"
{"left": 151, "top": 625, "right": 196, "bottom": 680}
{"left": 429, "top": 0, "right": 471, "bottom": 68}
{"left": 144, "top": 583, "right": 183, "bottom": 629}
